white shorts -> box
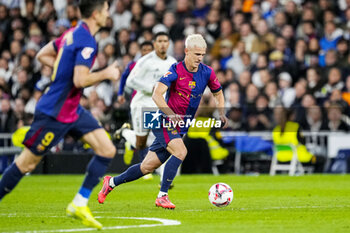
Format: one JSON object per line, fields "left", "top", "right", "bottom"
{"left": 130, "top": 93, "right": 157, "bottom": 136}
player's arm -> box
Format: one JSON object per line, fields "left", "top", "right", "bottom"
{"left": 73, "top": 61, "right": 120, "bottom": 88}
{"left": 36, "top": 41, "right": 57, "bottom": 68}
{"left": 126, "top": 60, "right": 152, "bottom": 93}
{"left": 207, "top": 68, "right": 228, "bottom": 128}
{"left": 116, "top": 67, "right": 130, "bottom": 104}
{"left": 152, "top": 82, "right": 182, "bottom": 122}
{"left": 212, "top": 89, "right": 228, "bottom": 128}
{"left": 118, "top": 64, "right": 132, "bottom": 96}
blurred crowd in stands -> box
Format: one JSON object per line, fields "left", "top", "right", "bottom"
{"left": 1, "top": 0, "right": 350, "bottom": 141}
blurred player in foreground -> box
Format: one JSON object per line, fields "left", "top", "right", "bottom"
{"left": 98, "top": 34, "right": 228, "bottom": 209}
{"left": 0, "top": 0, "right": 120, "bottom": 229}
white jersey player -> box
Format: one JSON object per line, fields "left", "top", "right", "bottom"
{"left": 127, "top": 50, "right": 176, "bottom": 139}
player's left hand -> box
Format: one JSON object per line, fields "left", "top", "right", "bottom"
{"left": 219, "top": 115, "right": 228, "bottom": 129}
{"left": 117, "top": 95, "right": 125, "bottom": 104}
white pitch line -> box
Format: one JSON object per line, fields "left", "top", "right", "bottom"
{"left": 3, "top": 217, "right": 181, "bottom": 233}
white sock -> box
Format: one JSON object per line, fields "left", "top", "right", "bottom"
{"left": 158, "top": 191, "right": 167, "bottom": 198}
{"left": 146, "top": 133, "right": 156, "bottom": 147}
{"left": 158, "top": 163, "right": 165, "bottom": 183}
{"left": 109, "top": 177, "right": 115, "bottom": 188}
{"left": 73, "top": 193, "right": 88, "bottom": 207}
{"left": 122, "top": 129, "right": 136, "bottom": 148}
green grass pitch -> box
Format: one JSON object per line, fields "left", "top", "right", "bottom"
{"left": 0, "top": 174, "right": 350, "bottom": 233}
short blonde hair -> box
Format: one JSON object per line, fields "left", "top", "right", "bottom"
{"left": 185, "top": 34, "right": 207, "bottom": 49}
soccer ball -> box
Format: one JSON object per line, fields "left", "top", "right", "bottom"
{"left": 208, "top": 183, "right": 233, "bottom": 207}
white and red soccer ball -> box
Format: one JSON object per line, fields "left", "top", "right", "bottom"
{"left": 208, "top": 183, "right": 233, "bottom": 207}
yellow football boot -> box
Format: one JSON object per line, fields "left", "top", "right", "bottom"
{"left": 66, "top": 202, "right": 102, "bottom": 229}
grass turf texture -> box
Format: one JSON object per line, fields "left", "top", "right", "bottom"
{"left": 0, "top": 175, "right": 350, "bottom": 233}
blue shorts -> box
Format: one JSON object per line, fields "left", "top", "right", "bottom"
{"left": 149, "top": 126, "right": 182, "bottom": 163}
{"left": 23, "top": 108, "right": 102, "bottom": 155}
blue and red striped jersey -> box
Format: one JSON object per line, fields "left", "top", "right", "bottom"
{"left": 159, "top": 61, "right": 222, "bottom": 133}
{"left": 36, "top": 21, "right": 97, "bottom": 123}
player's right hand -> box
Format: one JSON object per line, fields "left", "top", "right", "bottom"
{"left": 220, "top": 115, "right": 229, "bottom": 129}
{"left": 169, "top": 114, "right": 183, "bottom": 125}
{"left": 105, "top": 61, "right": 120, "bottom": 82}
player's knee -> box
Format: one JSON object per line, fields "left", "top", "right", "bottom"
{"left": 97, "top": 144, "right": 116, "bottom": 158}
{"left": 144, "top": 166, "right": 156, "bottom": 174}
{"left": 140, "top": 161, "right": 157, "bottom": 174}
{"left": 174, "top": 147, "right": 187, "bottom": 160}
{"left": 27, "top": 163, "right": 37, "bottom": 173}
{"left": 17, "top": 161, "right": 37, "bottom": 173}
{"left": 106, "top": 145, "right": 117, "bottom": 158}
{"left": 141, "top": 166, "right": 154, "bottom": 175}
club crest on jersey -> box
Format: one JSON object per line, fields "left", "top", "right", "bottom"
{"left": 36, "top": 144, "right": 45, "bottom": 152}
{"left": 81, "top": 47, "right": 94, "bottom": 59}
{"left": 189, "top": 81, "right": 196, "bottom": 89}
{"left": 163, "top": 71, "right": 172, "bottom": 78}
